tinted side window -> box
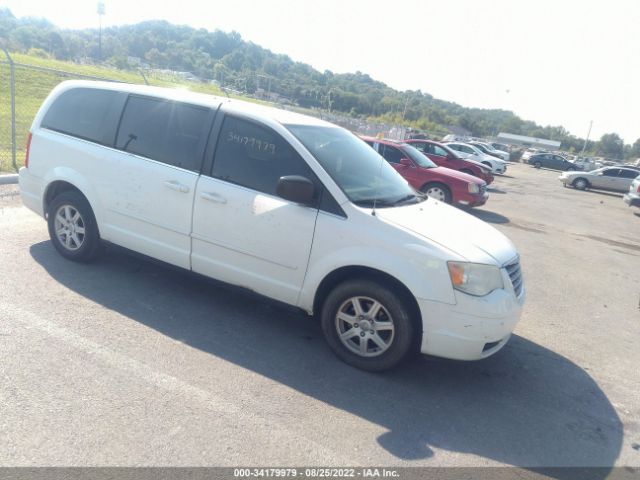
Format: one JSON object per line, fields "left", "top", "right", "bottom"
{"left": 412, "top": 143, "right": 429, "bottom": 154}
{"left": 116, "top": 96, "right": 210, "bottom": 172}
{"left": 41, "top": 88, "right": 124, "bottom": 146}
{"left": 380, "top": 145, "right": 403, "bottom": 164}
{"left": 461, "top": 145, "right": 474, "bottom": 154}
{"left": 433, "top": 145, "right": 448, "bottom": 157}
{"left": 619, "top": 169, "right": 639, "bottom": 179}
{"left": 602, "top": 169, "right": 619, "bottom": 177}
{"left": 211, "top": 116, "right": 317, "bottom": 197}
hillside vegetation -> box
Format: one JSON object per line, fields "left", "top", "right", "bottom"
{"left": 1, "top": 7, "right": 639, "bottom": 166}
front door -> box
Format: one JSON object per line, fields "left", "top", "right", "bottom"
{"left": 191, "top": 114, "right": 320, "bottom": 305}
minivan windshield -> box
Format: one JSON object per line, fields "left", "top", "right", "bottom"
{"left": 287, "top": 125, "right": 421, "bottom": 207}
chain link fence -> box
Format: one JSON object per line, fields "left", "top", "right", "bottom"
{"left": 0, "top": 51, "right": 145, "bottom": 172}
{"left": 0, "top": 50, "right": 440, "bottom": 173}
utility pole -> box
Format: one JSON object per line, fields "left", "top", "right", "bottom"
{"left": 580, "top": 120, "right": 593, "bottom": 156}
{"left": 401, "top": 96, "right": 410, "bottom": 120}
{"left": 97, "top": 1, "right": 105, "bottom": 62}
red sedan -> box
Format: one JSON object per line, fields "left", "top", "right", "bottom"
{"left": 360, "top": 136, "right": 488, "bottom": 207}
{"left": 404, "top": 139, "right": 494, "bottom": 185}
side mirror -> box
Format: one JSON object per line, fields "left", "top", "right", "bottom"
{"left": 400, "top": 158, "right": 413, "bottom": 167}
{"left": 276, "top": 176, "right": 315, "bottom": 205}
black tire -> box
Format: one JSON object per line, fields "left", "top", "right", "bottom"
{"left": 420, "top": 182, "right": 452, "bottom": 204}
{"left": 320, "top": 279, "right": 417, "bottom": 372}
{"left": 572, "top": 178, "right": 589, "bottom": 190}
{"left": 534, "top": 161, "right": 542, "bottom": 169}
{"left": 47, "top": 191, "right": 101, "bottom": 262}
{"left": 460, "top": 168, "right": 474, "bottom": 176}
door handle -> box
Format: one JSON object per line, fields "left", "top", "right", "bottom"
{"left": 164, "top": 180, "right": 190, "bottom": 193}
{"left": 201, "top": 192, "right": 227, "bottom": 204}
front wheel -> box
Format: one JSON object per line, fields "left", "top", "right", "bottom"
{"left": 572, "top": 178, "right": 589, "bottom": 190}
{"left": 534, "top": 161, "right": 542, "bottom": 169}
{"left": 320, "top": 280, "right": 416, "bottom": 372}
{"left": 47, "top": 191, "right": 101, "bottom": 262}
{"left": 421, "top": 182, "right": 452, "bottom": 204}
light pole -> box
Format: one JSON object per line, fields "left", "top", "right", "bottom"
{"left": 580, "top": 120, "right": 593, "bottom": 156}
{"left": 97, "top": 1, "right": 105, "bottom": 62}
{"left": 401, "top": 95, "right": 410, "bottom": 121}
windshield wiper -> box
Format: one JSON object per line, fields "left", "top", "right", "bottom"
{"left": 353, "top": 198, "right": 396, "bottom": 207}
{"left": 391, "top": 193, "right": 424, "bottom": 205}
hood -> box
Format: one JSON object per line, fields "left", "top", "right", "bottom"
{"left": 463, "top": 158, "right": 493, "bottom": 172}
{"left": 428, "top": 166, "right": 484, "bottom": 184}
{"left": 376, "top": 200, "right": 517, "bottom": 266}
{"left": 484, "top": 155, "right": 506, "bottom": 164}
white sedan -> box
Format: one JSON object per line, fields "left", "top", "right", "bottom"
{"left": 445, "top": 142, "right": 508, "bottom": 174}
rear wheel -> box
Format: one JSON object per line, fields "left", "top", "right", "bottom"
{"left": 47, "top": 191, "right": 101, "bottom": 262}
{"left": 420, "top": 182, "right": 452, "bottom": 204}
{"left": 320, "top": 280, "right": 416, "bottom": 372}
{"left": 572, "top": 178, "right": 589, "bottom": 190}
{"left": 534, "top": 161, "right": 542, "bottom": 169}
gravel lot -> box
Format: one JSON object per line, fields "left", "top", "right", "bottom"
{"left": 0, "top": 164, "right": 639, "bottom": 473}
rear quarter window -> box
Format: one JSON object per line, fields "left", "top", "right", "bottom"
{"left": 41, "top": 88, "right": 125, "bottom": 146}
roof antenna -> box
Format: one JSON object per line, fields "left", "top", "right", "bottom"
{"left": 371, "top": 139, "right": 385, "bottom": 217}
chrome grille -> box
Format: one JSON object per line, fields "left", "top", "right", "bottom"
{"left": 504, "top": 258, "right": 523, "bottom": 297}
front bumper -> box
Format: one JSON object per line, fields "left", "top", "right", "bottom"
{"left": 624, "top": 193, "right": 640, "bottom": 207}
{"left": 456, "top": 192, "right": 488, "bottom": 208}
{"left": 494, "top": 164, "right": 507, "bottom": 175}
{"left": 417, "top": 271, "right": 524, "bottom": 361}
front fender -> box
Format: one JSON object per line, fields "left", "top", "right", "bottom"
{"left": 298, "top": 243, "right": 456, "bottom": 314}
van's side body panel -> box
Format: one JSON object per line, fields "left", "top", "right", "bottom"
{"left": 19, "top": 80, "right": 525, "bottom": 364}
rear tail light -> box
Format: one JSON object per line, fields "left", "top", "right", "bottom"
{"left": 637, "top": 183, "right": 640, "bottom": 194}
{"left": 25, "top": 132, "right": 32, "bottom": 168}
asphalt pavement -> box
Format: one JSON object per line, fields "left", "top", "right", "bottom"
{"left": 0, "top": 164, "right": 638, "bottom": 474}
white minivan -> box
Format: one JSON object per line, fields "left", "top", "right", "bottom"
{"left": 20, "top": 81, "right": 525, "bottom": 371}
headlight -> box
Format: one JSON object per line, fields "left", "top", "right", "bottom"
{"left": 468, "top": 183, "right": 480, "bottom": 194}
{"left": 447, "top": 261, "right": 504, "bottom": 296}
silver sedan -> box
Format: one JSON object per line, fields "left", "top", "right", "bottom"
{"left": 559, "top": 167, "right": 640, "bottom": 192}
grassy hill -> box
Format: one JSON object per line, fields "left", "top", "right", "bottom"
{"left": 0, "top": 53, "right": 248, "bottom": 172}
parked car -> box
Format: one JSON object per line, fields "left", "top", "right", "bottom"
{"left": 360, "top": 136, "right": 488, "bottom": 207}
{"left": 490, "top": 142, "right": 510, "bottom": 153}
{"left": 559, "top": 167, "right": 640, "bottom": 192}
{"left": 19, "top": 80, "right": 524, "bottom": 371}
{"left": 403, "top": 139, "right": 494, "bottom": 185}
{"left": 528, "top": 153, "right": 580, "bottom": 171}
{"left": 468, "top": 141, "right": 510, "bottom": 161}
{"left": 623, "top": 174, "right": 640, "bottom": 211}
{"left": 521, "top": 148, "right": 548, "bottom": 162}
{"left": 445, "top": 142, "right": 507, "bottom": 174}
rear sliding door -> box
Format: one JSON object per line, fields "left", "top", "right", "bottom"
{"left": 99, "top": 95, "right": 215, "bottom": 269}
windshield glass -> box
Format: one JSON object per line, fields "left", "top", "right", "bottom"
{"left": 399, "top": 143, "right": 437, "bottom": 168}
{"left": 286, "top": 125, "right": 419, "bottom": 207}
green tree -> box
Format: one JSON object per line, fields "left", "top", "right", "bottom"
{"left": 597, "top": 133, "right": 624, "bottom": 159}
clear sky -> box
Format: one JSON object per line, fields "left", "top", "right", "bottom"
{"left": 4, "top": 0, "right": 639, "bottom": 143}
